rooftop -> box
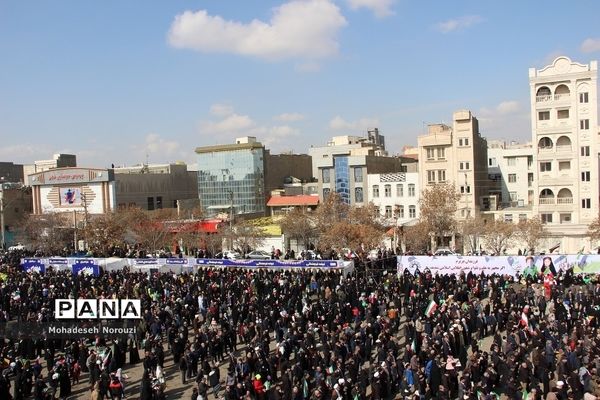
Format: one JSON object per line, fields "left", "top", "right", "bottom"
{"left": 267, "top": 195, "right": 319, "bottom": 207}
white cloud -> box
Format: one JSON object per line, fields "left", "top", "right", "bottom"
{"left": 435, "top": 15, "right": 483, "bottom": 33}
{"left": 209, "top": 103, "right": 234, "bottom": 117}
{"left": 140, "top": 133, "right": 181, "bottom": 156}
{"left": 201, "top": 113, "right": 255, "bottom": 134}
{"left": 261, "top": 125, "right": 301, "bottom": 147}
{"left": 346, "top": 0, "right": 395, "bottom": 18}
{"left": 495, "top": 100, "right": 520, "bottom": 115}
{"left": 329, "top": 115, "right": 379, "bottom": 131}
{"left": 168, "top": 0, "right": 347, "bottom": 61}
{"left": 273, "top": 112, "right": 305, "bottom": 122}
{"left": 581, "top": 38, "right": 600, "bottom": 53}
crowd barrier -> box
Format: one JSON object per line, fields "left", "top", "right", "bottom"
{"left": 397, "top": 254, "right": 600, "bottom": 276}
{"left": 20, "top": 257, "right": 354, "bottom": 276}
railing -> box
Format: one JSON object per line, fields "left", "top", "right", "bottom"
{"left": 557, "top": 197, "right": 573, "bottom": 204}
{"left": 536, "top": 94, "right": 570, "bottom": 102}
{"left": 539, "top": 198, "right": 555, "bottom": 205}
{"left": 556, "top": 145, "right": 572, "bottom": 152}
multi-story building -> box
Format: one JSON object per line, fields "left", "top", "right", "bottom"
{"left": 0, "top": 182, "right": 32, "bottom": 248}
{"left": 367, "top": 172, "right": 420, "bottom": 224}
{"left": 0, "top": 162, "right": 25, "bottom": 184}
{"left": 114, "top": 163, "right": 198, "bottom": 211}
{"left": 196, "top": 137, "right": 313, "bottom": 218}
{"left": 417, "top": 110, "right": 489, "bottom": 220}
{"left": 23, "top": 153, "right": 77, "bottom": 185}
{"left": 486, "top": 140, "right": 535, "bottom": 216}
{"left": 528, "top": 56, "right": 598, "bottom": 251}
{"left": 309, "top": 131, "right": 413, "bottom": 206}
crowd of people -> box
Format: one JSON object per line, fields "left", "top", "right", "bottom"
{"left": 1, "top": 249, "right": 600, "bottom": 399}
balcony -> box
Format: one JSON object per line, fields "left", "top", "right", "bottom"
{"left": 536, "top": 95, "right": 552, "bottom": 102}
{"left": 539, "top": 198, "right": 555, "bottom": 205}
{"left": 557, "top": 197, "right": 573, "bottom": 205}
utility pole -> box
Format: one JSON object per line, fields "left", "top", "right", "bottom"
{"left": 0, "top": 195, "right": 5, "bottom": 250}
{"left": 229, "top": 190, "right": 234, "bottom": 250}
{"left": 73, "top": 209, "right": 77, "bottom": 252}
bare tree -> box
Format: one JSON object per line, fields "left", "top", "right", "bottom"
{"left": 459, "top": 216, "right": 487, "bottom": 254}
{"left": 517, "top": 217, "right": 547, "bottom": 254}
{"left": 279, "top": 207, "right": 317, "bottom": 250}
{"left": 419, "top": 183, "right": 461, "bottom": 249}
{"left": 402, "top": 221, "right": 431, "bottom": 254}
{"left": 83, "top": 212, "right": 128, "bottom": 256}
{"left": 231, "top": 219, "right": 267, "bottom": 255}
{"left": 124, "top": 208, "right": 175, "bottom": 254}
{"left": 481, "top": 219, "right": 518, "bottom": 255}
{"left": 20, "top": 213, "right": 73, "bottom": 255}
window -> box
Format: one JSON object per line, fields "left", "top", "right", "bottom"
{"left": 541, "top": 213, "right": 553, "bottom": 224}
{"left": 504, "top": 214, "right": 513, "bottom": 222}
{"left": 538, "top": 111, "right": 550, "bottom": 120}
{"left": 508, "top": 174, "right": 516, "bottom": 183}
{"left": 581, "top": 146, "right": 590, "bottom": 156}
{"left": 322, "top": 168, "right": 330, "bottom": 183}
{"left": 539, "top": 137, "right": 553, "bottom": 149}
{"left": 398, "top": 205, "right": 405, "bottom": 218}
{"left": 557, "top": 109, "right": 569, "bottom": 119}
{"left": 409, "top": 205, "right": 416, "bottom": 218}
{"left": 560, "top": 213, "right": 571, "bottom": 224}
{"left": 527, "top": 156, "right": 533, "bottom": 168}
{"left": 385, "top": 206, "right": 393, "bottom": 218}
{"left": 528, "top": 173, "right": 534, "bottom": 187}
{"left": 510, "top": 192, "right": 518, "bottom": 201}
{"left": 519, "top": 214, "right": 527, "bottom": 222}
{"left": 558, "top": 161, "right": 570, "bottom": 171}
{"left": 582, "top": 198, "right": 591, "bottom": 209}
{"left": 147, "top": 197, "right": 154, "bottom": 211}
{"left": 384, "top": 184, "right": 391, "bottom": 197}
{"left": 437, "top": 147, "right": 446, "bottom": 160}
{"left": 354, "top": 187, "right": 363, "bottom": 203}
{"left": 582, "top": 171, "right": 591, "bottom": 182}
{"left": 437, "top": 170, "right": 446, "bottom": 182}
{"left": 396, "top": 184, "right": 403, "bottom": 197}
{"left": 460, "top": 186, "right": 471, "bottom": 194}
{"left": 374, "top": 207, "right": 380, "bottom": 215}
{"left": 540, "top": 162, "right": 552, "bottom": 172}
{"left": 489, "top": 157, "right": 497, "bottom": 167}
{"left": 459, "top": 162, "right": 470, "bottom": 170}
{"left": 372, "top": 185, "right": 379, "bottom": 197}
{"left": 408, "top": 184, "right": 416, "bottom": 197}
{"left": 507, "top": 157, "right": 516, "bottom": 167}
{"left": 353, "top": 167, "right": 363, "bottom": 182}
{"left": 156, "top": 196, "right": 163, "bottom": 209}
{"left": 323, "top": 188, "right": 331, "bottom": 198}
{"left": 427, "top": 170, "right": 435, "bottom": 184}
{"left": 458, "top": 138, "right": 470, "bottom": 146}
{"left": 580, "top": 119, "right": 590, "bottom": 130}
{"left": 580, "top": 92, "right": 589, "bottom": 103}
{"left": 426, "top": 148, "right": 435, "bottom": 160}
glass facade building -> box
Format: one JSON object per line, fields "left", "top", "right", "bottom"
{"left": 197, "top": 146, "right": 265, "bottom": 216}
{"left": 334, "top": 156, "right": 350, "bottom": 204}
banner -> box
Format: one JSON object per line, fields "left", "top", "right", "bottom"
{"left": 72, "top": 259, "right": 100, "bottom": 276}
{"left": 397, "top": 254, "right": 600, "bottom": 276}
{"left": 21, "top": 259, "right": 46, "bottom": 274}
{"left": 195, "top": 258, "right": 341, "bottom": 268}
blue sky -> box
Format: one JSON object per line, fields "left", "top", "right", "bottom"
{"left": 1, "top": 0, "right": 599, "bottom": 168}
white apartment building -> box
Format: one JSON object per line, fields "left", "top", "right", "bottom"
{"left": 309, "top": 132, "right": 410, "bottom": 206}
{"left": 486, "top": 140, "right": 535, "bottom": 220}
{"left": 529, "top": 56, "right": 598, "bottom": 252}
{"left": 417, "top": 110, "right": 489, "bottom": 221}
{"left": 367, "top": 172, "right": 420, "bottom": 224}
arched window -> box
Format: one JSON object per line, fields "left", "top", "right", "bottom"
{"left": 538, "top": 137, "right": 553, "bottom": 149}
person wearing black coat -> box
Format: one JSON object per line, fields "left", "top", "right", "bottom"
{"left": 180, "top": 352, "right": 189, "bottom": 385}
{"left": 33, "top": 375, "right": 46, "bottom": 400}
{"left": 140, "top": 371, "right": 153, "bottom": 400}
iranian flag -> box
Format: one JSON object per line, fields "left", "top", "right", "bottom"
{"left": 425, "top": 300, "right": 437, "bottom": 317}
